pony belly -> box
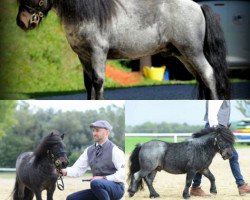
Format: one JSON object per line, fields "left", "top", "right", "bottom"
{"left": 163, "top": 166, "right": 186, "bottom": 174}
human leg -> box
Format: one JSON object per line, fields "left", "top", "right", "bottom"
{"left": 91, "top": 179, "right": 124, "bottom": 200}
{"left": 66, "top": 189, "right": 98, "bottom": 200}
{"left": 229, "top": 146, "right": 245, "bottom": 187}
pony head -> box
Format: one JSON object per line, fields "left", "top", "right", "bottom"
{"left": 34, "top": 130, "right": 69, "bottom": 169}
{"left": 16, "top": 0, "right": 52, "bottom": 30}
{"left": 214, "top": 126, "right": 235, "bottom": 160}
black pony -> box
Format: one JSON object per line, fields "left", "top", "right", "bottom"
{"left": 12, "top": 130, "right": 68, "bottom": 200}
{"left": 127, "top": 126, "right": 235, "bottom": 199}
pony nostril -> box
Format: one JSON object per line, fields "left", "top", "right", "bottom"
{"left": 29, "top": 23, "right": 37, "bottom": 29}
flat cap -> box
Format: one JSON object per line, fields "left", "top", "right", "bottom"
{"left": 90, "top": 120, "right": 113, "bottom": 131}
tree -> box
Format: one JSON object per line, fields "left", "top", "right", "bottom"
{"left": 0, "top": 101, "right": 17, "bottom": 138}
{"left": 236, "top": 100, "right": 250, "bottom": 117}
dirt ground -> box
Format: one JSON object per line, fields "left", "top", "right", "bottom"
{"left": 1, "top": 148, "right": 249, "bottom": 200}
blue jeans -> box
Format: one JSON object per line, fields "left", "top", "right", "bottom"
{"left": 66, "top": 179, "right": 124, "bottom": 200}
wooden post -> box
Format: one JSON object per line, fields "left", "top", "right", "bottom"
{"left": 140, "top": 56, "right": 152, "bottom": 73}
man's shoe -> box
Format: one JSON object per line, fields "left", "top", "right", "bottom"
{"left": 190, "top": 187, "right": 211, "bottom": 196}
{"left": 239, "top": 183, "right": 250, "bottom": 196}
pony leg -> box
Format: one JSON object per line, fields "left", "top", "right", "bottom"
{"left": 183, "top": 171, "right": 196, "bottom": 199}
{"left": 187, "top": 53, "right": 218, "bottom": 99}
{"left": 202, "top": 168, "right": 217, "bottom": 194}
{"left": 34, "top": 191, "right": 42, "bottom": 200}
{"left": 144, "top": 170, "right": 160, "bottom": 198}
{"left": 90, "top": 47, "right": 108, "bottom": 100}
{"left": 128, "top": 170, "right": 150, "bottom": 197}
{"left": 24, "top": 187, "right": 34, "bottom": 200}
{"left": 79, "top": 58, "right": 94, "bottom": 100}
{"left": 47, "top": 184, "right": 56, "bottom": 200}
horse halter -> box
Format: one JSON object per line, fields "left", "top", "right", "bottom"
{"left": 47, "top": 149, "right": 65, "bottom": 191}
{"left": 21, "top": 0, "right": 51, "bottom": 25}
{"left": 213, "top": 136, "right": 224, "bottom": 155}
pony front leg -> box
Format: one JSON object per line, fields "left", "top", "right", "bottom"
{"left": 202, "top": 168, "right": 217, "bottom": 194}
{"left": 46, "top": 184, "right": 56, "bottom": 200}
{"left": 183, "top": 171, "right": 196, "bottom": 199}
{"left": 90, "top": 48, "right": 107, "bottom": 100}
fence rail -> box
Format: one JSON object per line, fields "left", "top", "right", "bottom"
{"left": 125, "top": 133, "right": 250, "bottom": 143}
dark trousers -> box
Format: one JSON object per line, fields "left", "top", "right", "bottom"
{"left": 66, "top": 179, "right": 124, "bottom": 200}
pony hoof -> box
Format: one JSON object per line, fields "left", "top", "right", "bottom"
{"left": 210, "top": 189, "right": 217, "bottom": 195}
{"left": 128, "top": 192, "right": 135, "bottom": 197}
{"left": 183, "top": 195, "right": 190, "bottom": 199}
{"left": 150, "top": 193, "right": 160, "bottom": 198}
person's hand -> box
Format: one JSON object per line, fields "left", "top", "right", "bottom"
{"left": 60, "top": 169, "right": 67, "bottom": 176}
{"left": 91, "top": 176, "right": 106, "bottom": 181}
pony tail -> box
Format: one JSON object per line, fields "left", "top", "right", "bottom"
{"left": 127, "top": 144, "right": 144, "bottom": 191}
{"left": 12, "top": 177, "right": 19, "bottom": 200}
{"left": 201, "top": 5, "right": 230, "bottom": 99}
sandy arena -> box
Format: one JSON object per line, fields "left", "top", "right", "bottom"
{"left": 1, "top": 148, "right": 249, "bottom": 200}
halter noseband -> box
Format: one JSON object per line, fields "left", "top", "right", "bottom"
{"left": 21, "top": 0, "right": 51, "bottom": 25}
{"left": 213, "top": 136, "right": 223, "bottom": 155}
{"left": 47, "top": 149, "right": 65, "bottom": 191}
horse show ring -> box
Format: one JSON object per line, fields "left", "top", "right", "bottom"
{"left": 1, "top": 148, "right": 249, "bottom": 199}
{"left": 125, "top": 148, "right": 250, "bottom": 200}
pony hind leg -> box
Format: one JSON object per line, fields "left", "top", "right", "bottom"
{"left": 128, "top": 170, "right": 152, "bottom": 197}
{"left": 185, "top": 53, "right": 218, "bottom": 99}
{"left": 144, "top": 170, "right": 160, "bottom": 198}
{"left": 202, "top": 168, "right": 217, "bottom": 194}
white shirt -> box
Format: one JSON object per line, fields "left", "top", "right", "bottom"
{"left": 66, "top": 145, "right": 125, "bottom": 183}
{"left": 207, "top": 100, "right": 224, "bottom": 127}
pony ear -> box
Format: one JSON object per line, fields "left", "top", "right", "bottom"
{"left": 50, "top": 132, "right": 54, "bottom": 136}
{"left": 61, "top": 134, "right": 64, "bottom": 140}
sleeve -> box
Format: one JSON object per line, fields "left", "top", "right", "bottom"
{"left": 66, "top": 147, "right": 89, "bottom": 177}
{"left": 207, "top": 100, "right": 224, "bottom": 127}
{"left": 106, "top": 146, "right": 125, "bottom": 183}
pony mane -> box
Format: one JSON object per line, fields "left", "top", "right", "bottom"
{"left": 192, "top": 127, "right": 216, "bottom": 138}
{"left": 53, "top": 0, "right": 121, "bottom": 28}
{"left": 192, "top": 126, "right": 235, "bottom": 144}
{"left": 34, "top": 130, "right": 63, "bottom": 157}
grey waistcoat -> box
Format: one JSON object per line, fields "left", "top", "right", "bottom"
{"left": 87, "top": 139, "right": 116, "bottom": 176}
{"left": 204, "top": 100, "right": 230, "bottom": 127}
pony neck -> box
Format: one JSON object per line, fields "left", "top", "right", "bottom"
{"left": 194, "top": 134, "right": 218, "bottom": 158}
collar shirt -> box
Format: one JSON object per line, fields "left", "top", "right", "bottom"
{"left": 66, "top": 142, "right": 125, "bottom": 183}
{"left": 204, "top": 100, "right": 230, "bottom": 127}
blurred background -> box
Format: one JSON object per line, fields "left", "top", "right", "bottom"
{"left": 0, "top": 100, "right": 125, "bottom": 167}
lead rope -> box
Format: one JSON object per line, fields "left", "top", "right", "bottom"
{"left": 56, "top": 168, "right": 64, "bottom": 191}
{"left": 47, "top": 150, "right": 65, "bottom": 191}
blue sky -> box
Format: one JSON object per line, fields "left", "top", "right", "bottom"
{"left": 125, "top": 100, "right": 246, "bottom": 126}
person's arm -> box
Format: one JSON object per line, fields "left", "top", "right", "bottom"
{"left": 207, "top": 100, "right": 223, "bottom": 127}
{"left": 63, "top": 147, "right": 89, "bottom": 177}
{"left": 105, "top": 146, "right": 125, "bottom": 183}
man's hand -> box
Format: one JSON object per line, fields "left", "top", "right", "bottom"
{"left": 61, "top": 169, "right": 67, "bottom": 176}
{"left": 91, "top": 176, "right": 106, "bottom": 181}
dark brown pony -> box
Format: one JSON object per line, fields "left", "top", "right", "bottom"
{"left": 12, "top": 130, "right": 68, "bottom": 200}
